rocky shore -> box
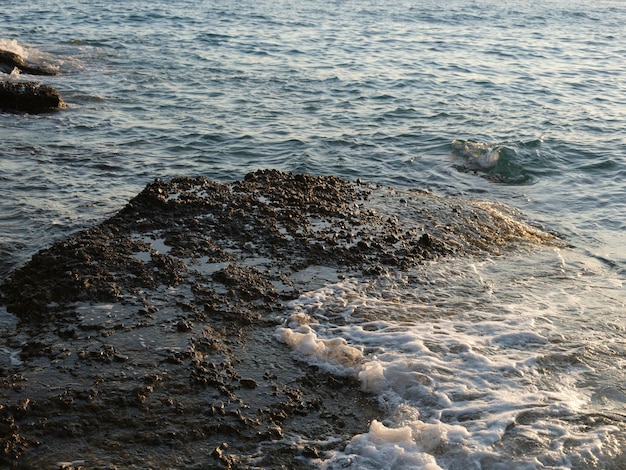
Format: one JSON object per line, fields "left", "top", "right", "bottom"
{"left": 0, "top": 170, "right": 561, "bottom": 469}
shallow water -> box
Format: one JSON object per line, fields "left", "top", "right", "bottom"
{"left": 1, "top": 0, "right": 625, "bottom": 467}
{"left": 280, "top": 248, "right": 625, "bottom": 468}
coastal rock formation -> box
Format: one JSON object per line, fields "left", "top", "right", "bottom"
{"left": 0, "top": 49, "right": 64, "bottom": 113}
{"left": 0, "top": 80, "right": 66, "bottom": 113}
{"left": 0, "top": 49, "right": 57, "bottom": 76}
{"left": 0, "top": 170, "right": 561, "bottom": 468}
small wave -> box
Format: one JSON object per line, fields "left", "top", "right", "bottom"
{"left": 0, "top": 67, "right": 22, "bottom": 80}
{"left": 450, "top": 139, "right": 541, "bottom": 185}
{"left": 65, "top": 93, "right": 105, "bottom": 103}
{"left": 0, "top": 38, "right": 28, "bottom": 57}
{"left": 0, "top": 38, "right": 62, "bottom": 75}
{"left": 451, "top": 140, "right": 501, "bottom": 170}
{"left": 280, "top": 254, "right": 625, "bottom": 469}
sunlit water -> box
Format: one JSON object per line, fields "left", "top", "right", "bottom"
{"left": 1, "top": 0, "right": 625, "bottom": 467}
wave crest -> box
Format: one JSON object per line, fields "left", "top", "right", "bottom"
{"left": 451, "top": 139, "right": 543, "bottom": 185}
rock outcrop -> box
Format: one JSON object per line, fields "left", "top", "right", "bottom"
{"left": 0, "top": 80, "right": 66, "bottom": 113}
{"left": 0, "top": 49, "right": 57, "bottom": 76}
{"left": 0, "top": 170, "right": 561, "bottom": 468}
{"left": 0, "top": 48, "right": 64, "bottom": 113}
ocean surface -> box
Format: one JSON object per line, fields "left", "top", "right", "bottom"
{"left": 1, "top": 0, "right": 625, "bottom": 468}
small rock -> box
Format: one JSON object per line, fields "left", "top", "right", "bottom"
{"left": 177, "top": 320, "right": 193, "bottom": 332}
{"left": 418, "top": 233, "right": 432, "bottom": 247}
{"left": 239, "top": 378, "right": 258, "bottom": 389}
{"left": 0, "top": 80, "right": 65, "bottom": 113}
{"left": 302, "top": 446, "right": 320, "bottom": 458}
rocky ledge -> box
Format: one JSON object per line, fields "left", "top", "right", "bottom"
{"left": 0, "top": 170, "right": 561, "bottom": 468}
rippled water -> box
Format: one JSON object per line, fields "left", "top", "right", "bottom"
{"left": 1, "top": 0, "right": 625, "bottom": 467}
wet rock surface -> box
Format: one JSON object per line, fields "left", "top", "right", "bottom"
{"left": 0, "top": 170, "right": 560, "bottom": 468}
{"left": 0, "top": 49, "right": 57, "bottom": 76}
{"left": 0, "top": 48, "right": 64, "bottom": 114}
{"left": 0, "top": 81, "right": 65, "bottom": 114}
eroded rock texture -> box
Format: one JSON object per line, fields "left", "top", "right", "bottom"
{"left": 0, "top": 170, "right": 560, "bottom": 468}
{"left": 0, "top": 81, "right": 65, "bottom": 113}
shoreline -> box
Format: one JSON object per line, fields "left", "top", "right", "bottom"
{"left": 0, "top": 170, "right": 560, "bottom": 468}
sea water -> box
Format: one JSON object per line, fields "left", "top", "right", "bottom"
{"left": 1, "top": 0, "right": 625, "bottom": 468}
{"left": 278, "top": 249, "right": 625, "bottom": 468}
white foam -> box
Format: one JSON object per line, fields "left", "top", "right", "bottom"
{"left": 325, "top": 418, "right": 452, "bottom": 470}
{"left": 0, "top": 39, "right": 60, "bottom": 76}
{"left": 275, "top": 312, "right": 363, "bottom": 374}
{"left": 277, "top": 250, "right": 625, "bottom": 468}
{"left": 0, "top": 38, "right": 29, "bottom": 58}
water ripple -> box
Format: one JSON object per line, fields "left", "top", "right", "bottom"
{"left": 1, "top": 0, "right": 625, "bottom": 270}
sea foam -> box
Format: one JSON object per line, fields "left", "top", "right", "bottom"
{"left": 0, "top": 38, "right": 29, "bottom": 58}
{"left": 277, "top": 251, "right": 623, "bottom": 468}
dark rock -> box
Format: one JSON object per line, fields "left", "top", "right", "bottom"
{"left": 418, "top": 233, "right": 432, "bottom": 247}
{"left": 0, "top": 49, "right": 57, "bottom": 76}
{"left": 239, "top": 378, "right": 258, "bottom": 389}
{"left": 0, "top": 171, "right": 562, "bottom": 468}
{"left": 177, "top": 319, "right": 194, "bottom": 332}
{"left": 0, "top": 80, "right": 66, "bottom": 113}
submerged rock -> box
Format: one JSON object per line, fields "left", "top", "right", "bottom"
{"left": 0, "top": 80, "right": 66, "bottom": 113}
{"left": 0, "top": 49, "right": 57, "bottom": 76}
{"left": 0, "top": 170, "right": 561, "bottom": 468}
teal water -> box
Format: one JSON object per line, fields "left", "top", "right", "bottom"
{"left": 1, "top": 0, "right": 625, "bottom": 468}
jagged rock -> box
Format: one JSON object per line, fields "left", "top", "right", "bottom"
{"left": 0, "top": 80, "right": 65, "bottom": 113}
